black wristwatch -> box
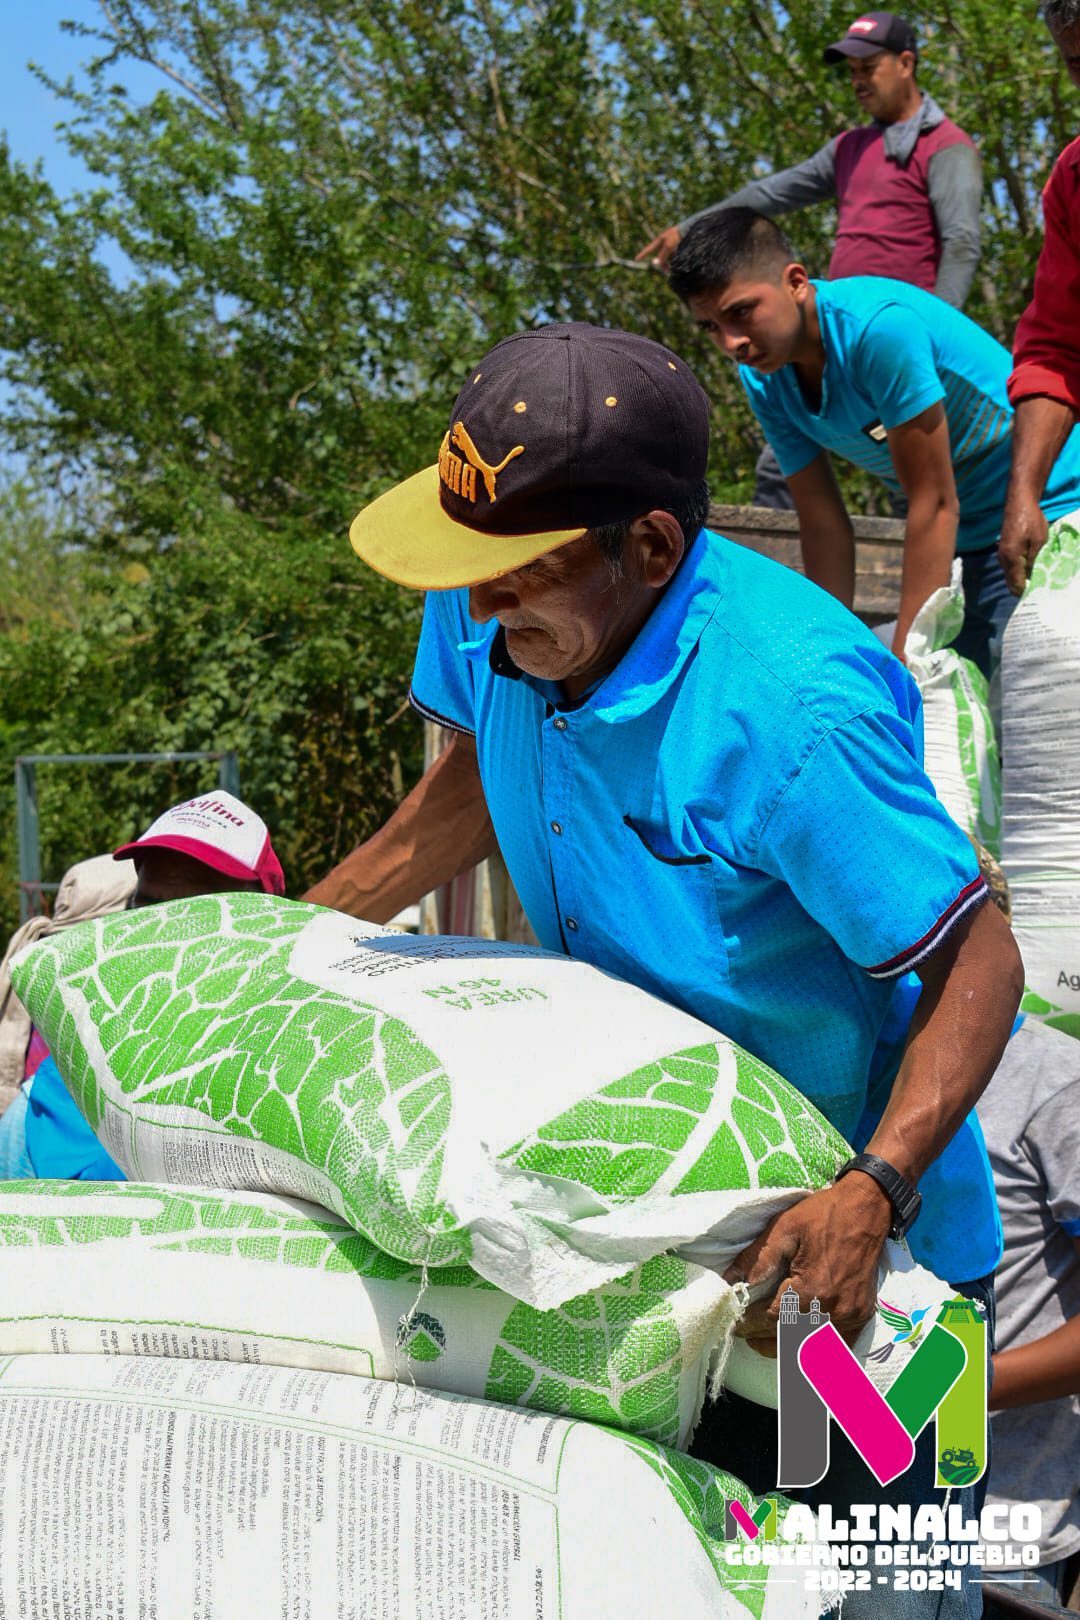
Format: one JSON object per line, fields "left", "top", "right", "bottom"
{"left": 835, "top": 1152, "right": 922, "bottom": 1241}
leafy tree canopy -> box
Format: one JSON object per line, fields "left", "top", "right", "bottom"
{"left": 0, "top": 0, "right": 1072, "bottom": 927}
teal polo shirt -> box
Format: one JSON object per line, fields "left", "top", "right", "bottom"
{"left": 741, "top": 277, "right": 1080, "bottom": 552}
{"left": 410, "top": 529, "right": 999, "bottom": 1280}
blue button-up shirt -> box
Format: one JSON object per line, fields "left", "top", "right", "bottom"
{"left": 411, "top": 529, "right": 999, "bottom": 1280}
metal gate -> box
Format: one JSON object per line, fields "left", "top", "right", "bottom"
{"left": 14, "top": 751, "right": 240, "bottom": 923}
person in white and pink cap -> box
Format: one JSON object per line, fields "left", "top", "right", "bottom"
{"left": 0, "top": 789, "right": 284, "bottom": 1184}
{"left": 113, "top": 790, "right": 284, "bottom": 905}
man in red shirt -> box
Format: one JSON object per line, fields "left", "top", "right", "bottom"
{"left": 1000, "top": 1, "right": 1080, "bottom": 593}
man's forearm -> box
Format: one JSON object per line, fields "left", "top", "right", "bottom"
{"left": 865, "top": 903, "right": 1023, "bottom": 1192}
{"left": 677, "top": 143, "right": 837, "bottom": 236}
{"left": 892, "top": 495, "right": 958, "bottom": 655}
{"left": 800, "top": 522, "right": 856, "bottom": 608}
{"left": 1005, "top": 395, "right": 1077, "bottom": 510}
{"left": 303, "top": 731, "right": 499, "bottom": 920}
{"left": 990, "top": 1314, "right": 1080, "bottom": 1411}
{"left": 787, "top": 454, "right": 856, "bottom": 608}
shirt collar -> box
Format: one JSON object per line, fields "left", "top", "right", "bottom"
{"left": 879, "top": 92, "right": 944, "bottom": 167}
{"left": 588, "top": 530, "right": 727, "bottom": 723}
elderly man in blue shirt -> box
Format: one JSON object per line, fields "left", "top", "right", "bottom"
{"left": 307, "top": 322, "right": 1021, "bottom": 1616}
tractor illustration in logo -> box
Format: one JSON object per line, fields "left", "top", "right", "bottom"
{"left": 938, "top": 1446, "right": 980, "bottom": 1486}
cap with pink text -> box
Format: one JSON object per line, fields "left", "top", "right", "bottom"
{"left": 823, "top": 12, "right": 917, "bottom": 62}
{"left": 113, "top": 791, "right": 285, "bottom": 896}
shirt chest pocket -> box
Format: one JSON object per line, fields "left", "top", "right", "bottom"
{"left": 614, "top": 814, "right": 730, "bottom": 984}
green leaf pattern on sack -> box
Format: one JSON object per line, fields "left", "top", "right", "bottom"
{"left": 10, "top": 896, "right": 465, "bottom": 1267}
{"left": 954, "top": 662, "right": 1001, "bottom": 854}
{"left": 1019, "top": 988, "right": 1080, "bottom": 1040}
{"left": 503, "top": 1043, "right": 848, "bottom": 1199}
{"left": 0, "top": 1181, "right": 489, "bottom": 1284}
{"left": 1029, "top": 516, "right": 1080, "bottom": 593}
{"left": 484, "top": 1252, "right": 691, "bottom": 1445}
{"left": 0, "top": 1182, "right": 722, "bottom": 1442}
{"left": 620, "top": 1434, "right": 796, "bottom": 1620}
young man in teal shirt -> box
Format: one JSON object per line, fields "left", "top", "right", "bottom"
{"left": 668, "top": 207, "right": 1080, "bottom": 678}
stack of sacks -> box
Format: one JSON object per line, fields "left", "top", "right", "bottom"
{"left": 6, "top": 893, "right": 967, "bottom": 1612}
{"left": 9, "top": 894, "right": 957, "bottom": 1398}
{"left": 1000, "top": 512, "right": 1080, "bottom": 1038}
{"left": 875, "top": 562, "right": 1001, "bottom": 853}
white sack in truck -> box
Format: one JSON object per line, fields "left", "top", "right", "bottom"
{"left": 1001, "top": 510, "right": 1080, "bottom": 1038}
{"left": 875, "top": 563, "right": 1001, "bottom": 853}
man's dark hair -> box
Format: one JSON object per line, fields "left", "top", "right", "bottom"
{"left": 1042, "top": 0, "right": 1080, "bottom": 27}
{"left": 668, "top": 208, "right": 798, "bottom": 303}
{"left": 588, "top": 478, "right": 712, "bottom": 576}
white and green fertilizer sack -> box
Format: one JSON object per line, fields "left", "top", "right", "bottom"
{"left": 0, "top": 1355, "right": 824, "bottom": 1620}
{"left": 877, "top": 563, "right": 1001, "bottom": 852}
{"left": 0, "top": 1179, "right": 735, "bottom": 1449}
{"left": 10, "top": 893, "right": 856, "bottom": 1309}
{"left": 1001, "top": 511, "right": 1080, "bottom": 1038}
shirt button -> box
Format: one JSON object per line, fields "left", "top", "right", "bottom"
{"left": 553, "top": 717, "right": 568, "bottom": 731}
{"left": 551, "top": 820, "right": 563, "bottom": 835}
{"left": 565, "top": 917, "right": 579, "bottom": 932}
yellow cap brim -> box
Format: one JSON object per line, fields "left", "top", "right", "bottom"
{"left": 349, "top": 464, "right": 587, "bottom": 590}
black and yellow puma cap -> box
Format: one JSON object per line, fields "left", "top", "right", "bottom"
{"left": 349, "top": 323, "right": 710, "bottom": 590}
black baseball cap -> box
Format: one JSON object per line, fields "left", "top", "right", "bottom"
{"left": 823, "top": 11, "right": 918, "bottom": 62}
{"left": 349, "top": 323, "right": 710, "bottom": 590}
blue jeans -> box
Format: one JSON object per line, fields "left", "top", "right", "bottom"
{"left": 952, "top": 544, "right": 1018, "bottom": 689}
{"left": 692, "top": 1274, "right": 996, "bottom": 1619}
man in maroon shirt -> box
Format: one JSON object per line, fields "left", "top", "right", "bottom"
{"left": 637, "top": 12, "right": 981, "bottom": 308}
{"left": 637, "top": 12, "right": 981, "bottom": 508}
{"left": 1000, "top": 0, "right": 1080, "bottom": 594}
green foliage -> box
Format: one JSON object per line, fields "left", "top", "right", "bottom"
{"left": 0, "top": 0, "right": 1073, "bottom": 930}
{"left": 0, "top": 501, "right": 421, "bottom": 933}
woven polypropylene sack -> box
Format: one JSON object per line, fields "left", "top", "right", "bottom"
{"left": 0, "top": 1179, "right": 737, "bottom": 1450}
{"left": 1001, "top": 511, "right": 1080, "bottom": 1038}
{"left": 903, "top": 562, "right": 1001, "bottom": 854}
{"left": 0, "top": 1355, "right": 825, "bottom": 1620}
{"left": 11, "top": 895, "right": 852, "bottom": 1308}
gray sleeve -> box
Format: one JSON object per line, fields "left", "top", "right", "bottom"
{"left": 677, "top": 139, "right": 838, "bottom": 237}
{"left": 1024, "top": 1073, "right": 1080, "bottom": 1234}
{"left": 928, "top": 143, "right": 982, "bottom": 309}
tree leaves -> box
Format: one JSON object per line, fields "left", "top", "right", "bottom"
{"left": 0, "top": 0, "right": 1071, "bottom": 926}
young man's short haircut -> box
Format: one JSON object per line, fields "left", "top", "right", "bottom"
{"left": 1042, "top": 0, "right": 1080, "bottom": 29}
{"left": 668, "top": 208, "right": 798, "bottom": 303}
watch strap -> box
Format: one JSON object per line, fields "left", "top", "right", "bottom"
{"left": 835, "top": 1151, "right": 922, "bottom": 1241}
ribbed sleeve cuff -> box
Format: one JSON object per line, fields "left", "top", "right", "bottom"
{"left": 865, "top": 876, "right": 989, "bottom": 980}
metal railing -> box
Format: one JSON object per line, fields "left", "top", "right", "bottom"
{"left": 14, "top": 751, "right": 241, "bottom": 923}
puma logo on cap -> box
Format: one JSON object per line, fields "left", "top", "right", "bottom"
{"left": 439, "top": 424, "right": 524, "bottom": 505}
